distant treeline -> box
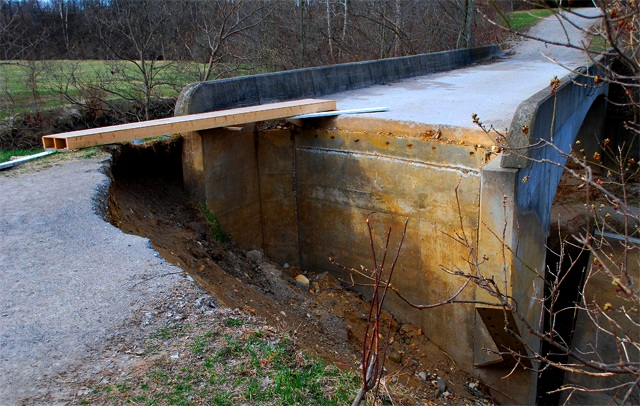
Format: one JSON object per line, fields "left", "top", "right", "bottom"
{"left": 0, "top": 0, "right": 519, "bottom": 71}
{"left": 0, "top": 0, "right": 522, "bottom": 134}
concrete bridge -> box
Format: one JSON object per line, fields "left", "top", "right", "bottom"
{"left": 175, "top": 9, "right": 613, "bottom": 404}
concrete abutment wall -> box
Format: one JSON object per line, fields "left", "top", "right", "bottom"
{"left": 176, "top": 49, "right": 611, "bottom": 405}
{"left": 182, "top": 115, "right": 539, "bottom": 402}
{"left": 189, "top": 116, "right": 496, "bottom": 370}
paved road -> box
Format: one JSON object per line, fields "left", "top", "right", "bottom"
{"left": 0, "top": 156, "right": 185, "bottom": 404}
{"left": 333, "top": 8, "right": 601, "bottom": 131}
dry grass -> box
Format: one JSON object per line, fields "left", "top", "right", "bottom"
{"left": 75, "top": 308, "right": 359, "bottom": 405}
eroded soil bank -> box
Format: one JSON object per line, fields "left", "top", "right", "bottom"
{"left": 105, "top": 139, "right": 496, "bottom": 405}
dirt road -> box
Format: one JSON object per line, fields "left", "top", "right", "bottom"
{"left": 0, "top": 154, "right": 187, "bottom": 404}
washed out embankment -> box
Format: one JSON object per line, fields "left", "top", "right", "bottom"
{"left": 105, "top": 139, "right": 493, "bottom": 404}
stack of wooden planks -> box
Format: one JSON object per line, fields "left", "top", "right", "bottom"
{"left": 42, "top": 99, "right": 337, "bottom": 150}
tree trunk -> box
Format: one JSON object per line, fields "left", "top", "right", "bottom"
{"left": 299, "top": 1, "right": 305, "bottom": 67}
{"left": 58, "top": 0, "right": 69, "bottom": 51}
{"left": 393, "top": 0, "right": 401, "bottom": 57}
{"left": 341, "top": 0, "right": 347, "bottom": 41}
{"left": 464, "top": 0, "right": 475, "bottom": 49}
{"left": 326, "top": 0, "right": 334, "bottom": 62}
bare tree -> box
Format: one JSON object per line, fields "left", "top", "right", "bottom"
{"left": 325, "top": 0, "right": 334, "bottom": 62}
{"left": 174, "top": 0, "right": 271, "bottom": 82}
{"left": 332, "top": 214, "right": 409, "bottom": 406}
{"left": 84, "top": 0, "right": 180, "bottom": 121}
{"left": 341, "top": 0, "right": 348, "bottom": 56}
{"left": 55, "top": 0, "right": 69, "bottom": 52}
{"left": 463, "top": 0, "right": 476, "bottom": 48}
{"left": 0, "top": 0, "right": 49, "bottom": 60}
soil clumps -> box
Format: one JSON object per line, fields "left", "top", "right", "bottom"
{"left": 105, "top": 139, "right": 495, "bottom": 405}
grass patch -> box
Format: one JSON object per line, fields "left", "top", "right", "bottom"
{"left": 206, "top": 331, "right": 358, "bottom": 405}
{"left": 79, "top": 148, "right": 100, "bottom": 159}
{"left": 202, "top": 206, "right": 230, "bottom": 244}
{"left": 149, "top": 323, "right": 187, "bottom": 341}
{"left": 77, "top": 314, "right": 359, "bottom": 405}
{"left": 507, "top": 9, "right": 555, "bottom": 32}
{"left": 0, "top": 148, "right": 44, "bottom": 163}
{"left": 190, "top": 331, "right": 214, "bottom": 355}
{"left": 224, "top": 317, "right": 244, "bottom": 327}
{"left": 588, "top": 35, "right": 609, "bottom": 53}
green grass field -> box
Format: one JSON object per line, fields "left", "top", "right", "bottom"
{"left": 0, "top": 60, "right": 200, "bottom": 118}
{"left": 0, "top": 59, "right": 265, "bottom": 121}
{"left": 507, "top": 9, "right": 555, "bottom": 32}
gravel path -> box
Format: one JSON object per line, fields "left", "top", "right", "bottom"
{"left": 511, "top": 7, "right": 601, "bottom": 64}
{"left": 0, "top": 154, "right": 186, "bottom": 404}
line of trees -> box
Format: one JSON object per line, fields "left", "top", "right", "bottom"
{"left": 0, "top": 0, "right": 511, "bottom": 130}
{"left": 1, "top": 0, "right": 507, "bottom": 70}
{"left": 1, "top": 1, "right": 518, "bottom": 148}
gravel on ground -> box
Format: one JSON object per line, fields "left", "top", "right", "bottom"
{"left": 0, "top": 153, "right": 190, "bottom": 404}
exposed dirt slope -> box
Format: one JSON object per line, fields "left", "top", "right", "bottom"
{"left": 105, "top": 139, "right": 495, "bottom": 405}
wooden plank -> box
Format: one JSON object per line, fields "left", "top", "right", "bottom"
{"left": 42, "top": 99, "right": 336, "bottom": 150}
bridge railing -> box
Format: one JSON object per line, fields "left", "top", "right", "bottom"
{"left": 501, "top": 58, "right": 610, "bottom": 232}
{"left": 175, "top": 45, "right": 501, "bottom": 116}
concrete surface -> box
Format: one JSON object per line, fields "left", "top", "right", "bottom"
{"left": 182, "top": 116, "right": 523, "bottom": 399}
{"left": 175, "top": 8, "right": 608, "bottom": 405}
{"left": 331, "top": 8, "right": 602, "bottom": 130}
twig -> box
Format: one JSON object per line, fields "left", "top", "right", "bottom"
{"left": 129, "top": 271, "right": 185, "bottom": 289}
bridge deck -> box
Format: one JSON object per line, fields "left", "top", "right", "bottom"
{"left": 328, "top": 8, "right": 599, "bottom": 131}
{"left": 42, "top": 99, "right": 336, "bottom": 150}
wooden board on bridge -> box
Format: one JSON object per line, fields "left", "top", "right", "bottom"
{"left": 42, "top": 99, "right": 337, "bottom": 150}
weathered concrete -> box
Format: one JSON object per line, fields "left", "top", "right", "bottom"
{"left": 292, "top": 120, "right": 489, "bottom": 373}
{"left": 185, "top": 115, "right": 492, "bottom": 350}
{"left": 502, "top": 64, "right": 609, "bottom": 169}
{"left": 176, "top": 111, "right": 607, "bottom": 406}
{"left": 174, "top": 13, "right": 610, "bottom": 401}
{"left": 257, "top": 129, "right": 300, "bottom": 265}
{"left": 201, "top": 126, "right": 263, "bottom": 249}
{"left": 174, "top": 45, "right": 501, "bottom": 116}
{"left": 178, "top": 108, "right": 537, "bottom": 401}
{"left": 470, "top": 59, "right": 609, "bottom": 404}
{"left": 561, "top": 236, "right": 640, "bottom": 405}
{"left": 177, "top": 94, "right": 607, "bottom": 406}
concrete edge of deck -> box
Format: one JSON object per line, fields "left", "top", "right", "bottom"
{"left": 502, "top": 57, "right": 610, "bottom": 170}
{"left": 175, "top": 45, "right": 502, "bottom": 116}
